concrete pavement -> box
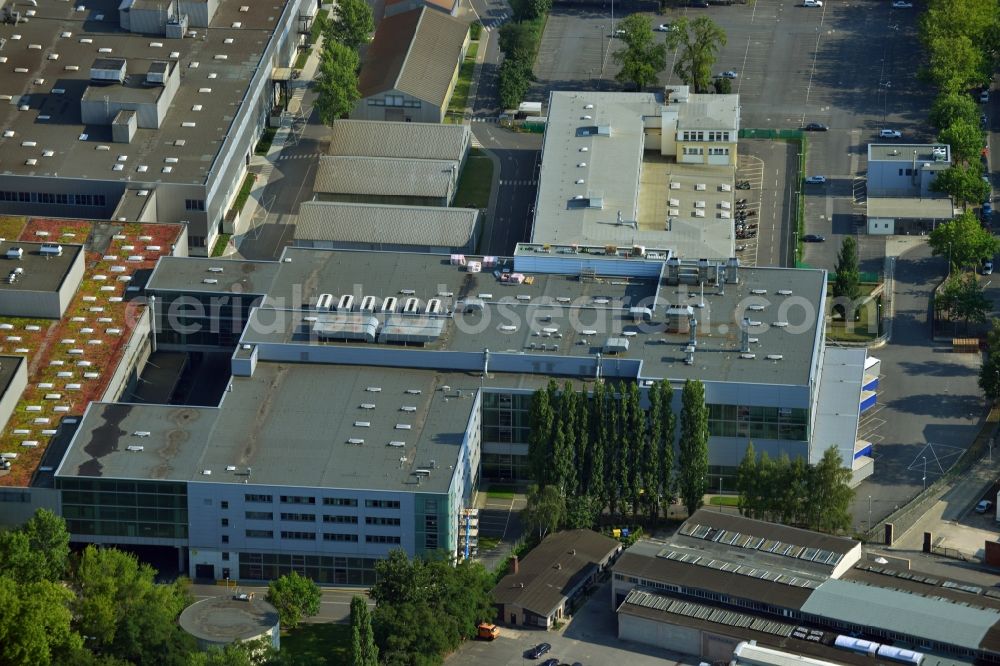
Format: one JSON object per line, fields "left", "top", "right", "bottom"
{"left": 188, "top": 582, "right": 372, "bottom": 624}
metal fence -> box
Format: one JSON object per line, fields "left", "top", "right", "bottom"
{"left": 739, "top": 128, "right": 805, "bottom": 140}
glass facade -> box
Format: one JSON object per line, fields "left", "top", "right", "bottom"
{"left": 58, "top": 478, "right": 188, "bottom": 539}
{"left": 481, "top": 391, "right": 532, "bottom": 480}
{"left": 151, "top": 292, "right": 263, "bottom": 347}
{"left": 414, "top": 494, "right": 445, "bottom": 554}
{"left": 239, "top": 551, "right": 378, "bottom": 585}
{"left": 707, "top": 404, "right": 808, "bottom": 441}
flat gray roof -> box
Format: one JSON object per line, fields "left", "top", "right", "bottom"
{"left": 147, "top": 255, "right": 282, "bottom": 294}
{"left": 56, "top": 364, "right": 479, "bottom": 492}
{"left": 532, "top": 91, "right": 734, "bottom": 258}
{"left": 0, "top": 241, "right": 82, "bottom": 293}
{"left": 868, "top": 143, "right": 951, "bottom": 164}
{"left": 811, "top": 347, "right": 866, "bottom": 466}
{"left": 295, "top": 201, "right": 477, "bottom": 248}
{"left": 0, "top": 0, "right": 283, "bottom": 185}
{"left": 867, "top": 197, "right": 955, "bottom": 219}
{"left": 314, "top": 156, "right": 456, "bottom": 198}
{"left": 326, "top": 120, "right": 469, "bottom": 161}
{"left": 0, "top": 355, "right": 25, "bottom": 397}
{"left": 228, "top": 248, "right": 824, "bottom": 386}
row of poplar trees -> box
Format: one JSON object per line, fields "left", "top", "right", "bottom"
{"left": 527, "top": 378, "right": 709, "bottom": 525}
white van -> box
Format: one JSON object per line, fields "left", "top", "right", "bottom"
{"left": 879, "top": 129, "right": 902, "bottom": 139}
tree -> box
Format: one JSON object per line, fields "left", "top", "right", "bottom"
{"left": 928, "top": 211, "right": 1000, "bottom": 271}
{"left": 188, "top": 638, "right": 280, "bottom": 666}
{"left": 805, "top": 447, "right": 854, "bottom": 533}
{"left": 666, "top": 17, "right": 727, "bottom": 93}
{"left": 939, "top": 272, "right": 991, "bottom": 331}
{"left": 655, "top": 381, "right": 676, "bottom": 511}
{"left": 325, "top": 0, "right": 374, "bottom": 51}
{"left": 677, "top": 379, "right": 709, "bottom": 516}
{"left": 315, "top": 42, "right": 360, "bottom": 126}
{"left": 736, "top": 441, "right": 757, "bottom": 518}
{"left": 0, "top": 509, "right": 71, "bottom": 584}
{"left": 929, "top": 91, "right": 980, "bottom": 131}
{"left": 522, "top": 484, "right": 565, "bottom": 539}
{"left": 588, "top": 381, "right": 607, "bottom": 511}
{"left": 498, "top": 57, "right": 532, "bottom": 110}
{"left": 72, "top": 545, "right": 195, "bottom": 665}
{"left": 0, "top": 577, "right": 83, "bottom": 666}
{"left": 831, "top": 236, "right": 862, "bottom": 319}
{"left": 350, "top": 596, "right": 378, "bottom": 666}
{"left": 979, "top": 320, "right": 1000, "bottom": 402}
{"left": 612, "top": 15, "right": 667, "bottom": 91}
{"left": 509, "top": 0, "right": 550, "bottom": 21}
{"left": 527, "top": 381, "right": 556, "bottom": 484}
{"left": 923, "top": 34, "right": 986, "bottom": 93}
{"left": 939, "top": 118, "right": 986, "bottom": 164}
{"left": 266, "top": 571, "right": 321, "bottom": 629}
{"left": 552, "top": 383, "right": 577, "bottom": 494}
{"left": 931, "top": 163, "right": 992, "bottom": 208}
{"left": 622, "top": 382, "right": 645, "bottom": 517}
{"left": 713, "top": 77, "right": 732, "bottom": 94}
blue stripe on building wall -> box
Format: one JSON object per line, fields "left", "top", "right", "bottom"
{"left": 854, "top": 444, "right": 873, "bottom": 459}
{"left": 863, "top": 378, "right": 879, "bottom": 391}
{"left": 860, "top": 394, "right": 877, "bottom": 412}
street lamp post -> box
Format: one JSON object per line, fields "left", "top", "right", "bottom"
{"left": 868, "top": 495, "right": 872, "bottom": 532}
{"left": 922, "top": 456, "right": 927, "bottom": 491}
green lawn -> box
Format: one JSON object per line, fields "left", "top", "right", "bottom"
{"left": 231, "top": 173, "right": 257, "bottom": 216}
{"left": 486, "top": 483, "right": 515, "bottom": 500}
{"left": 447, "top": 41, "right": 480, "bottom": 116}
{"left": 478, "top": 535, "right": 502, "bottom": 551}
{"left": 708, "top": 495, "right": 740, "bottom": 507}
{"left": 453, "top": 150, "right": 493, "bottom": 210}
{"left": 210, "top": 233, "right": 231, "bottom": 257}
{"left": 281, "top": 623, "right": 350, "bottom": 665}
{"left": 825, "top": 284, "right": 882, "bottom": 342}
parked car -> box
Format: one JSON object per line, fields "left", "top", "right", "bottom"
{"left": 541, "top": 660, "right": 559, "bottom": 666}
{"left": 891, "top": 1, "right": 913, "bottom": 7}
{"left": 985, "top": 203, "right": 995, "bottom": 217}
{"left": 805, "top": 176, "right": 827, "bottom": 184}
{"left": 613, "top": 28, "right": 627, "bottom": 37}
{"left": 802, "top": 234, "right": 826, "bottom": 242}
{"left": 802, "top": 0, "right": 823, "bottom": 6}
{"left": 718, "top": 70, "right": 738, "bottom": 79}
{"left": 982, "top": 90, "right": 990, "bottom": 103}
{"left": 982, "top": 260, "right": 994, "bottom": 275}
{"left": 656, "top": 23, "right": 674, "bottom": 32}
{"left": 804, "top": 123, "right": 829, "bottom": 131}
{"left": 527, "top": 643, "right": 552, "bottom": 659}
{"left": 879, "top": 129, "right": 902, "bottom": 139}
{"left": 976, "top": 499, "right": 993, "bottom": 513}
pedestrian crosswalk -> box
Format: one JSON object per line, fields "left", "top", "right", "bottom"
{"left": 470, "top": 116, "right": 497, "bottom": 123}
{"left": 480, "top": 13, "right": 508, "bottom": 29}
{"left": 499, "top": 180, "right": 537, "bottom": 187}
{"left": 471, "top": 135, "right": 484, "bottom": 148}
{"left": 276, "top": 152, "right": 322, "bottom": 161}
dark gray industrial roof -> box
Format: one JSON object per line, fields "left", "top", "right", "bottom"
{"left": 0, "top": 0, "right": 285, "bottom": 185}
{"left": 148, "top": 248, "right": 826, "bottom": 386}
{"left": 493, "top": 529, "right": 621, "bottom": 615}
{"left": 0, "top": 355, "right": 25, "bottom": 400}
{"left": 314, "top": 156, "right": 457, "bottom": 198}
{"left": 55, "top": 363, "right": 480, "bottom": 492}
{"left": 0, "top": 241, "right": 82, "bottom": 293}
{"left": 146, "top": 255, "right": 282, "bottom": 294}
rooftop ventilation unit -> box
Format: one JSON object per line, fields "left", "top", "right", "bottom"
{"left": 400, "top": 288, "right": 415, "bottom": 295}
{"left": 202, "top": 278, "right": 218, "bottom": 284}
{"left": 381, "top": 296, "right": 397, "bottom": 313}
{"left": 354, "top": 421, "right": 370, "bottom": 427}
{"left": 208, "top": 266, "right": 224, "bottom": 273}
{"left": 395, "top": 424, "right": 412, "bottom": 430}
{"left": 766, "top": 354, "right": 784, "bottom": 361}
{"left": 133, "top": 431, "right": 150, "bottom": 437}
{"left": 315, "top": 293, "right": 333, "bottom": 311}
{"left": 366, "top": 386, "right": 382, "bottom": 393}
{"left": 402, "top": 297, "right": 420, "bottom": 315}
{"left": 388, "top": 441, "right": 405, "bottom": 447}
{"left": 360, "top": 403, "right": 375, "bottom": 409}
{"left": 39, "top": 244, "right": 62, "bottom": 256}
{"left": 359, "top": 295, "right": 377, "bottom": 313}
{"left": 400, "top": 406, "right": 417, "bottom": 412}
{"left": 425, "top": 298, "right": 441, "bottom": 315}
{"left": 405, "top": 389, "right": 421, "bottom": 395}
{"left": 347, "top": 438, "right": 364, "bottom": 445}
{"left": 336, "top": 294, "right": 354, "bottom": 311}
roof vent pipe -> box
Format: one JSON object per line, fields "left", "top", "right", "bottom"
{"left": 688, "top": 314, "right": 698, "bottom": 347}
{"left": 595, "top": 352, "right": 602, "bottom": 380}
{"left": 483, "top": 348, "right": 490, "bottom": 378}
{"left": 741, "top": 317, "right": 751, "bottom": 353}
{"left": 726, "top": 257, "right": 739, "bottom": 284}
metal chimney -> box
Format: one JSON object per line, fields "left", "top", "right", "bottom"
{"left": 483, "top": 348, "right": 490, "bottom": 377}
{"left": 741, "top": 317, "right": 751, "bottom": 353}
{"left": 688, "top": 313, "right": 698, "bottom": 347}
{"left": 595, "top": 352, "right": 602, "bottom": 380}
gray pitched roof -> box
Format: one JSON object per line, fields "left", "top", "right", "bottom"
{"left": 327, "top": 120, "right": 470, "bottom": 161}
{"left": 295, "top": 201, "right": 477, "bottom": 247}
{"left": 313, "top": 156, "right": 457, "bottom": 198}
{"left": 800, "top": 579, "right": 1000, "bottom": 651}
{"left": 358, "top": 7, "right": 469, "bottom": 107}
{"left": 492, "top": 530, "right": 621, "bottom": 616}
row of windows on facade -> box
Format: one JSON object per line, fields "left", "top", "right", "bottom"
{"left": 240, "top": 512, "right": 400, "bottom": 526}
{"left": 680, "top": 131, "right": 732, "bottom": 142}
{"left": 367, "top": 95, "right": 421, "bottom": 108}
{"left": 244, "top": 494, "right": 400, "bottom": 509}
{"left": 0, "top": 191, "right": 107, "bottom": 206}
{"left": 185, "top": 199, "right": 206, "bottom": 211}
{"left": 242, "top": 530, "right": 400, "bottom": 544}
{"left": 681, "top": 147, "right": 730, "bottom": 156}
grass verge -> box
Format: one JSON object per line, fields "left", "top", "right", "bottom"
{"left": 281, "top": 623, "right": 350, "bottom": 666}
{"left": 486, "top": 483, "right": 516, "bottom": 500}
{"left": 478, "top": 535, "right": 502, "bottom": 551}
{"left": 453, "top": 149, "right": 493, "bottom": 210}
{"left": 0, "top": 216, "right": 27, "bottom": 240}
{"left": 210, "top": 233, "right": 231, "bottom": 257}
{"left": 230, "top": 173, "right": 256, "bottom": 217}
{"left": 254, "top": 127, "right": 277, "bottom": 155}
{"left": 447, "top": 41, "right": 480, "bottom": 117}
{"left": 826, "top": 295, "right": 882, "bottom": 342}
{"left": 708, "top": 495, "right": 740, "bottom": 507}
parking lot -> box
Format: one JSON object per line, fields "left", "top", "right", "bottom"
{"left": 448, "top": 580, "right": 698, "bottom": 666}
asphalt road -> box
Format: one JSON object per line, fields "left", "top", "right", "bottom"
{"left": 188, "top": 582, "right": 371, "bottom": 624}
